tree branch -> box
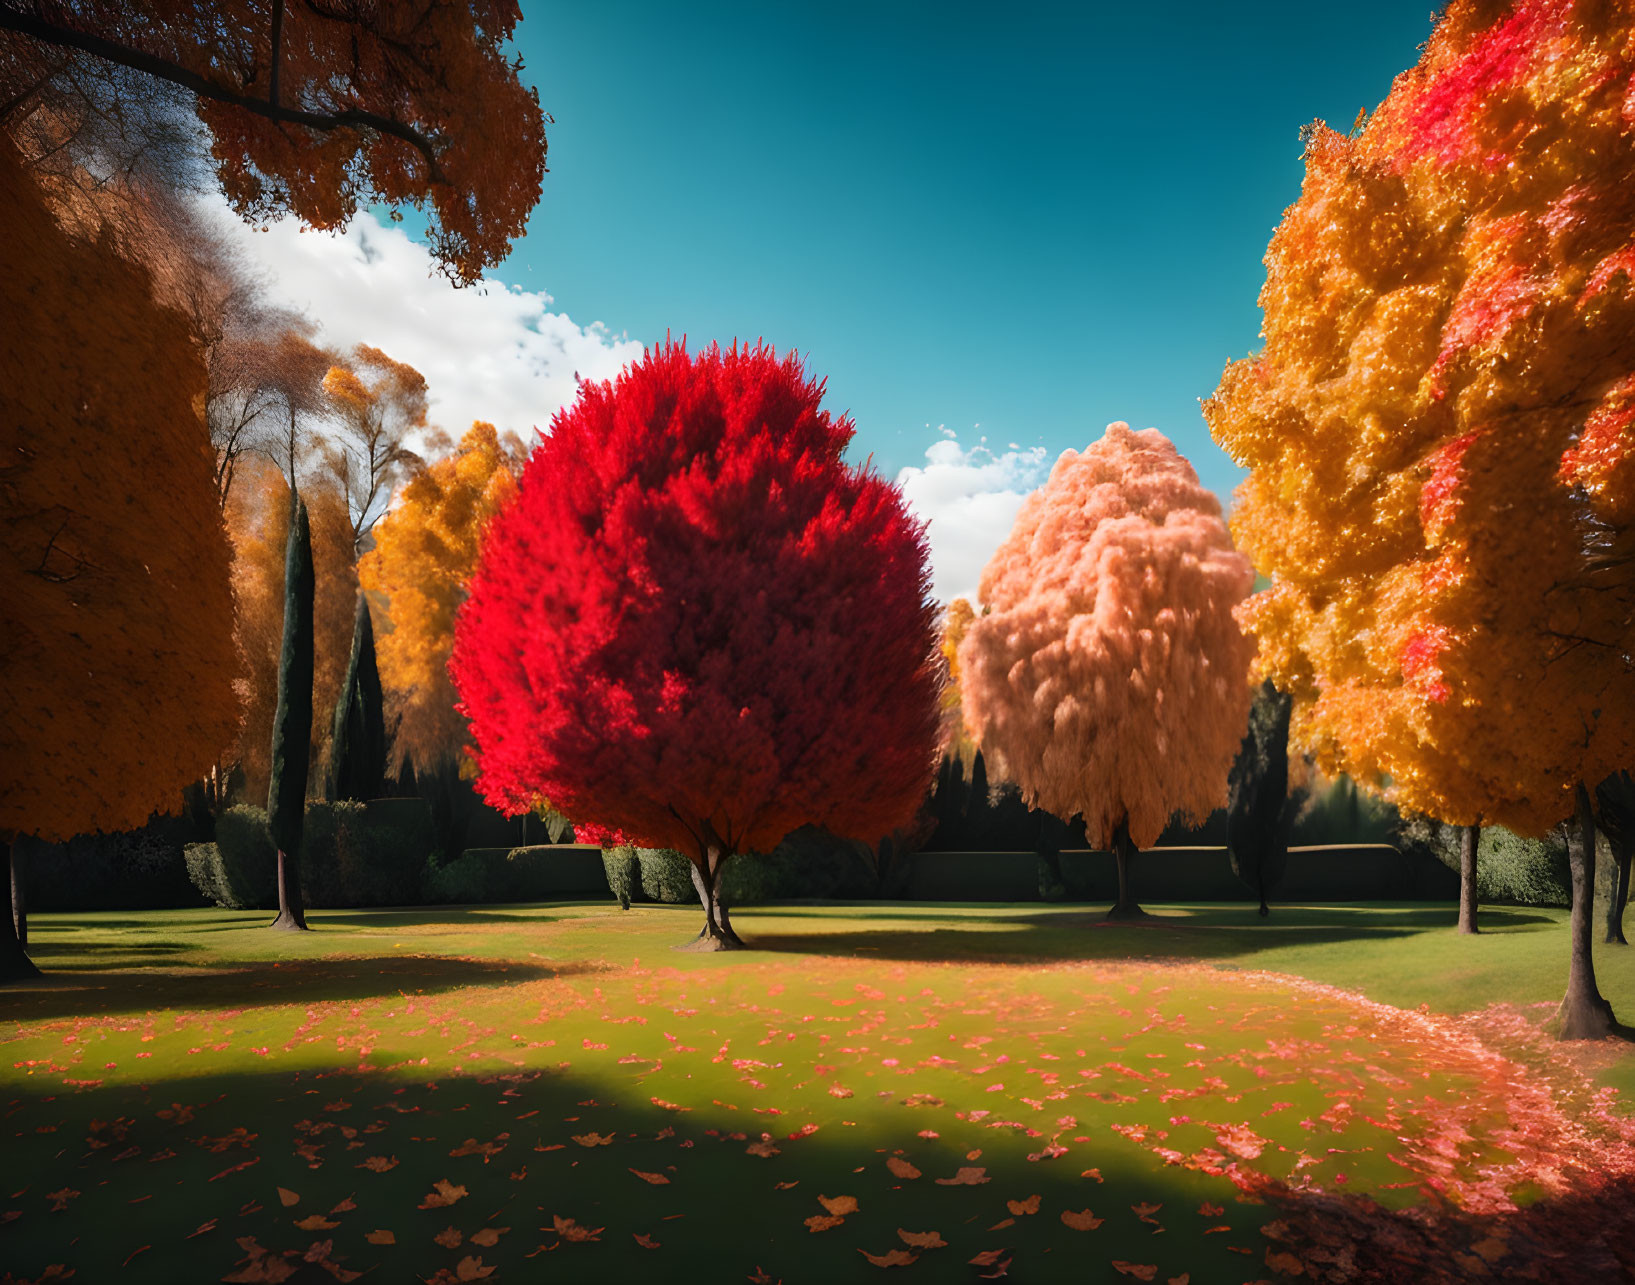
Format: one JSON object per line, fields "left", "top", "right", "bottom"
{"left": 0, "top": 9, "right": 448, "bottom": 184}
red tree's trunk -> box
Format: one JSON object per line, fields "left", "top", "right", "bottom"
{"left": 1457, "top": 823, "right": 1480, "bottom": 934}
{"left": 1106, "top": 820, "right": 1146, "bottom": 920}
{"left": 10, "top": 838, "right": 26, "bottom": 950}
{"left": 2, "top": 837, "right": 39, "bottom": 982}
{"left": 270, "top": 846, "right": 308, "bottom": 931}
{"left": 1607, "top": 841, "right": 1632, "bottom": 946}
{"left": 683, "top": 845, "right": 743, "bottom": 951}
{"left": 1558, "top": 784, "right": 1616, "bottom": 1039}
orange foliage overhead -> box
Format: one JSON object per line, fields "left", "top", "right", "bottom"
{"left": 0, "top": 142, "right": 239, "bottom": 841}
{"left": 1207, "top": 0, "right": 1635, "bottom": 834}
{"left": 358, "top": 422, "right": 521, "bottom": 773}
{"left": 2, "top": 1, "right": 547, "bottom": 282}
{"left": 225, "top": 459, "right": 358, "bottom": 799}
{"left": 959, "top": 424, "right": 1255, "bottom": 849}
{"left": 938, "top": 597, "right": 979, "bottom": 764}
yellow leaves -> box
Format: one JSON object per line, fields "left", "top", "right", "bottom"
{"left": 886, "top": 1156, "right": 920, "bottom": 1180}
{"left": 1006, "top": 1195, "right": 1041, "bottom": 1216}
{"left": 364, "top": 1230, "right": 395, "bottom": 1245}
{"left": 571, "top": 1132, "right": 614, "bottom": 1148}
{"left": 817, "top": 1195, "right": 859, "bottom": 1216}
{"left": 276, "top": 1188, "right": 300, "bottom": 1208}
{"left": 934, "top": 1167, "right": 990, "bottom": 1186}
{"left": 418, "top": 1179, "right": 468, "bottom": 1209}
{"left": 629, "top": 1169, "right": 670, "bottom": 1185}
{"left": 550, "top": 1215, "right": 603, "bottom": 1243}
{"left": 1061, "top": 1209, "right": 1104, "bottom": 1231}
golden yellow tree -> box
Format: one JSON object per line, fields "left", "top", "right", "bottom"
{"left": 226, "top": 459, "right": 359, "bottom": 799}
{"left": 938, "top": 597, "right": 979, "bottom": 765}
{"left": 0, "top": 141, "right": 238, "bottom": 976}
{"left": 321, "top": 346, "right": 429, "bottom": 551}
{"left": 359, "top": 422, "right": 522, "bottom": 772}
{"left": 1206, "top": 0, "right": 1635, "bottom": 1036}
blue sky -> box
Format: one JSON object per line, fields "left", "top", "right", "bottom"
{"left": 507, "top": 0, "right": 1439, "bottom": 498}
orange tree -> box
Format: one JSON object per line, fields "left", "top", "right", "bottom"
{"left": 357, "top": 422, "right": 522, "bottom": 776}
{"left": 0, "top": 141, "right": 238, "bottom": 978}
{"left": 1205, "top": 0, "right": 1635, "bottom": 1036}
{"left": 0, "top": 0, "right": 546, "bottom": 282}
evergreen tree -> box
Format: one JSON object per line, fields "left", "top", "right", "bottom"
{"left": 327, "top": 593, "right": 387, "bottom": 802}
{"left": 268, "top": 493, "right": 314, "bottom": 931}
{"left": 1227, "top": 681, "right": 1293, "bottom": 917}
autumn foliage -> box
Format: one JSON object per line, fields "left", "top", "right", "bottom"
{"left": 359, "top": 423, "right": 521, "bottom": 774}
{"left": 1205, "top": 0, "right": 1635, "bottom": 835}
{"left": 1, "top": 1, "right": 547, "bottom": 282}
{"left": 451, "top": 342, "right": 942, "bottom": 943}
{"left": 0, "top": 140, "right": 240, "bottom": 846}
{"left": 958, "top": 424, "right": 1255, "bottom": 854}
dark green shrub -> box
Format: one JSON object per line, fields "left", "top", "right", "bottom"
{"left": 303, "top": 797, "right": 434, "bottom": 907}
{"left": 185, "top": 805, "right": 276, "bottom": 909}
{"left": 602, "top": 846, "right": 640, "bottom": 908}
{"left": 421, "top": 850, "right": 488, "bottom": 904}
{"left": 637, "top": 847, "right": 695, "bottom": 903}
{"left": 1397, "top": 813, "right": 1573, "bottom": 906}
{"left": 20, "top": 811, "right": 206, "bottom": 911}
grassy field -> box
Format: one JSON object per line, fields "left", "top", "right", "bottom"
{"left": 3, "top": 901, "right": 1634, "bottom": 1283}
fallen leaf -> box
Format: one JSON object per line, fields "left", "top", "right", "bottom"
{"left": 828, "top": 1086, "right": 853, "bottom": 1098}
{"left": 935, "top": 1167, "right": 989, "bottom": 1186}
{"left": 1081, "top": 1168, "right": 1103, "bottom": 1182}
{"left": 572, "top": 1132, "right": 614, "bottom": 1148}
{"left": 633, "top": 1232, "right": 661, "bottom": 1249}
{"left": 1132, "top": 1202, "right": 1163, "bottom": 1224}
{"left": 329, "top": 1198, "right": 356, "bottom": 1214}
{"left": 745, "top": 1138, "right": 781, "bottom": 1158}
{"left": 804, "top": 1214, "right": 844, "bottom": 1232}
{"left": 45, "top": 1188, "right": 79, "bottom": 1212}
{"left": 1006, "top": 1195, "right": 1041, "bottom": 1216}
{"left": 1197, "top": 1202, "right": 1224, "bottom": 1218}
{"left": 455, "top": 1256, "right": 495, "bottom": 1281}
{"left": 1061, "top": 1209, "right": 1104, "bottom": 1231}
{"left": 969, "top": 1249, "right": 1009, "bottom": 1266}
{"left": 1471, "top": 1237, "right": 1508, "bottom": 1265}
{"left": 1111, "top": 1263, "right": 1157, "bottom": 1281}
{"left": 470, "top": 1228, "right": 508, "bottom": 1247}
{"left": 358, "top": 1156, "right": 398, "bottom": 1173}
{"left": 1167, "top": 1276, "right": 1190, "bottom": 1285}
{"left": 419, "top": 1180, "right": 469, "bottom": 1209}
{"left": 435, "top": 1227, "right": 464, "bottom": 1248}
{"left": 859, "top": 1249, "right": 918, "bottom": 1267}
{"left": 988, "top": 1218, "right": 1016, "bottom": 1230}
{"left": 364, "top": 1230, "right": 395, "bottom": 1245}
{"left": 552, "top": 1215, "right": 603, "bottom": 1243}
{"left": 630, "top": 1169, "right": 671, "bottom": 1185}
{"left": 1265, "top": 1249, "right": 1305, "bottom": 1275}
{"left": 897, "top": 1228, "right": 946, "bottom": 1249}
{"left": 292, "top": 1214, "right": 338, "bottom": 1231}
{"left": 886, "top": 1157, "right": 920, "bottom": 1180}
{"left": 774, "top": 1181, "right": 799, "bottom": 1190}
{"left": 277, "top": 1188, "right": 300, "bottom": 1208}
{"left": 818, "top": 1195, "right": 859, "bottom": 1216}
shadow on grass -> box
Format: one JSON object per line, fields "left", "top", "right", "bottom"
{"left": 0, "top": 954, "right": 596, "bottom": 1024}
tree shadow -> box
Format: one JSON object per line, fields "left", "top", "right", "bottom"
{"left": 0, "top": 954, "right": 601, "bottom": 1024}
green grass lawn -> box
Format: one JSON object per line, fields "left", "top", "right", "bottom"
{"left": 3, "top": 901, "right": 1633, "bottom": 1283}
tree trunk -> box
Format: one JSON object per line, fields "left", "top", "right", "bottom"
{"left": 1558, "top": 784, "right": 1616, "bottom": 1039}
{"left": 10, "top": 839, "right": 26, "bottom": 950}
{"left": 1106, "top": 821, "right": 1146, "bottom": 920}
{"left": 270, "top": 846, "right": 308, "bottom": 931}
{"left": 1607, "top": 840, "right": 1632, "bottom": 946}
{"left": 1457, "top": 822, "right": 1480, "bottom": 934}
{"left": 2, "top": 837, "right": 39, "bottom": 981}
{"left": 682, "top": 846, "right": 742, "bottom": 951}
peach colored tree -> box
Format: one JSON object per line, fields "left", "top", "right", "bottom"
{"left": 958, "top": 423, "right": 1256, "bottom": 917}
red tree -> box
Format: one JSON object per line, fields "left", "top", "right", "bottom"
{"left": 450, "top": 341, "right": 943, "bottom": 948}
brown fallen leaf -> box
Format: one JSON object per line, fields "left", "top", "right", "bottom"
{"left": 571, "top": 1132, "right": 614, "bottom": 1147}
{"left": 357, "top": 1156, "right": 398, "bottom": 1173}
{"left": 364, "top": 1230, "right": 395, "bottom": 1245}
{"left": 276, "top": 1188, "right": 299, "bottom": 1208}
{"left": 988, "top": 1218, "right": 1016, "bottom": 1230}
{"left": 804, "top": 1214, "right": 844, "bottom": 1232}
{"left": 293, "top": 1214, "right": 339, "bottom": 1231}
{"left": 1081, "top": 1168, "right": 1103, "bottom": 1182}
{"left": 633, "top": 1232, "right": 661, "bottom": 1249}
{"left": 1061, "top": 1209, "right": 1104, "bottom": 1231}
{"left": 1167, "top": 1276, "right": 1190, "bottom": 1285}
{"left": 897, "top": 1229, "right": 946, "bottom": 1249}
{"left": 419, "top": 1180, "right": 469, "bottom": 1209}
{"left": 1265, "top": 1248, "right": 1306, "bottom": 1275}
{"left": 469, "top": 1228, "right": 508, "bottom": 1247}
{"left": 630, "top": 1169, "right": 671, "bottom": 1185}
{"left": 745, "top": 1138, "right": 781, "bottom": 1157}
{"left": 456, "top": 1256, "right": 495, "bottom": 1281}
{"left": 1197, "top": 1202, "right": 1223, "bottom": 1217}
{"left": 774, "top": 1181, "right": 799, "bottom": 1190}
{"left": 1111, "top": 1263, "right": 1157, "bottom": 1281}
{"left": 222, "top": 1258, "right": 299, "bottom": 1284}
{"left": 435, "top": 1227, "right": 464, "bottom": 1248}
{"left": 1131, "top": 1202, "right": 1162, "bottom": 1224}
{"left": 858, "top": 1248, "right": 918, "bottom": 1267}
{"left": 818, "top": 1195, "right": 859, "bottom": 1216}
{"left": 886, "top": 1157, "right": 920, "bottom": 1180}
{"left": 1006, "top": 1195, "right": 1041, "bottom": 1216}
{"left": 451, "top": 1137, "right": 508, "bottom": 1161}
{"left": 935, "top": 1167, "right": 989, "bottom": 1186}
{"left": 828, "top": 1085, "right": 853, "bottom": 1098}
{"left": 969, "top": 1249, "right": 1009, "bottom": 1266}
{"left": 329, "top": 1198, "right": 356, "bottom": 1214}
{"left": 552, "top": 1215, "right": 604, "bottom": 1242}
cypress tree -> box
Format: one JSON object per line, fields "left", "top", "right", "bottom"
{"left": 327, "top": 592, "right": 387, "bottom": 802}
{"left": 1227, "top": 680, "right": 1293, "bottom": 917}
{"left": 268, "top": 493, "right": 314, "bottom": 931}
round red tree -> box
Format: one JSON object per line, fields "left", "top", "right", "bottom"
{"left": 450, "top": 341, "right": 943, "bottom": 947}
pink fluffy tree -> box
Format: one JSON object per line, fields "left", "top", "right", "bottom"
{"left": 958, "top": 423, "right": 1255, "bottom": 917}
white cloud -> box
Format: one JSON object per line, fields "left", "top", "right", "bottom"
{"left": 208, "top": 201, "right": 643, "bottom": 448}
{"left": 896, "top": 430, "right": 1048, "bottom": 606}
